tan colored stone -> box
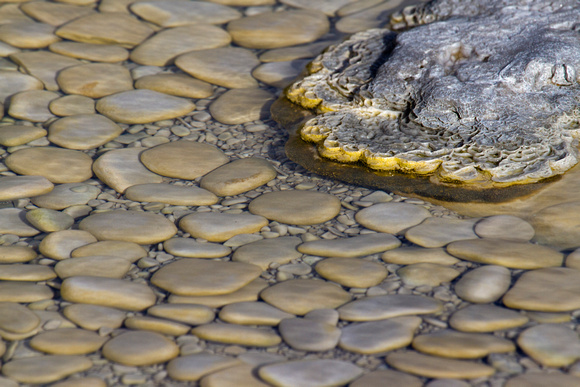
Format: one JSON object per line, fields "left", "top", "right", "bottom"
{"left": 148, "top": 303, "right": 215, "bottom": 326}
{"left": 0, "top": 263, "right": 55, "bottom": 281}
{"left": 102, "top": 331, "right": 179, "bottom": 366}
{"left": 50, "top": 377, "right": 106, "bottom": 387}
{"left": 232, "top": 236, "right": 302, "bottom": 270}
{"left": 29, "top": 328, "right": 107, "bottom": 355}
{"left": 413, "top": 329, "right": 515, "bottom": 359}
{"left": 349, "top": 369, "right": 423, "bottom": 387}
{"left": 449, "top": 304, "right": 529, "bottom": 333}
{"left": 50, "top": 41, "right": 128, "bottom": 63}
{"left": 0, "top": 125, "right": 46, "bottom": 146}
{"left": 526, "top": 311, "right": 572, "bottom": 324}
{"left": 7, "top": 90, "right": 58, "bottom": 122}
{"left": 531, "top": 201, "right": 580, "bottom": 249}
{"left": 475, "top": 215, "right": 535, "bottom": 241}
{"left": 316, "top": 257, "right": 387, "bottom": 288}
{"left": 63, "top": 303, "right": 126, "bottom": 331}
{"left": 259, "top": 41, "right": 330, "bottom": 62}
{"left": 167, "top": 352, "right": 241, "bottom": 382}
{"left": 0, "top": 175, "right": 52, "bottom": 201}
{"left": 299, "top": 233, "right": 400, "bottom": 257}
{"left": 57, "top": 63, "right": 133, "bottom": 98}
{"left": 0, "top": 21, "right": 58, "bottom": 49}
{"left": 200, "top": 157, "right": 277, "bottom": 197}
{"left": 338, "top": 294, "right": 442, "bottom": 322}
{"left": 397, "top": 263, "right": 460, "bottom": 287}
{"left": 281, "top": 0, "right": 356, "bottom": 16}
{"left": 39, "top": 229, "right": 96, "bottom": 260}
{"left": 49, "top": 95, "right": 95, "bottom": 116}
{"left": 125, "top": 183, "right": 218, "bottom": 206}
{"left": 455, "top": 265, "right": 512, "bottom": 303}
{"left": 0, "top": 246, "right": 36, "bottom": 264}
{"left": 10, "top": 51, "right": 81, "bottom": 91}
{"left": 192, "top": 323, "right": 281, "bottom": 346}
{"left": 517, "top": 324, "right": 580, "bottom": 367}
{"left": 505, "top": 372, "right": 580, "bottom": 387}
{"left": 405, "top": 217, "right": 479, "bottom": 248}
{"left": 164, "top": 238, "right": 230, "bottom": 259}
{"left": 48, "top": 113, "right": 123, "bottom": 150}
{"left": 336, "top": 0, "right": 404, "bottom": 33}
{"left": 382, "top": 246, "right": 460, "bottom": 265}
{"left": 200, "top": 364, "right": 270, "bottom": 387}
{"left": 0, "top": 281, "right": 52, "bottom": 303}
{"left": 25, "top": 208, "right": 74, "bottom": 232}
{"left": 125, "top": 316, "right": 190, "bottom": 336}
{"left": 71, "top": 240, "right": 147, "bottom": 263}
{"left": 0, "top": 71, "right": 43, "bottom": 104}
{"left": 252, "top": 59, "right": 309, "bottom": 88}
{"left": 180, "top": 212, "right": 267, "bottom": 242}
{"left": 135, "top": 73, "right": 213, "bottom": 99}
{"left": 20, "top": 1, "right": 95, "bottom": 26}
{"left": 0, "top": 208, "right": 39, "bottom": 236}
{"left": 355, "top": 202, "right": 431, "bottom": 234}
{"left": 169, "top": 278, "right": 268, "bottom": 308}
{"left": 32, "top": 183, "right": 99, "bottom": 210}
{"left": 279, "top": 317, "right": 340, "bottom": 351}
{"left": 387, "top": 352, "right": 495, "bottom": 379}
{"left": 0, "top": 302, "right": 40, "bottom": 333}
{"left": 209, "top": 88, "right": 274, "bottom": 124}
{"left": 1, "top": 355, "right": 92, "bottom": 385}
{"left": 219, "top": 301, "right": 293, "bottom": 326}
{"left": 259, "top": 359, "right": 363, "bottom": 387}
{"left": 55, "top": 255, "right": 131, "bottom": 279}
{"left": 130, "top": 0, "right": 241, "bottom": 27}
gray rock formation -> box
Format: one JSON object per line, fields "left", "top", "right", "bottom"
{"left": 287, "top": 0, "right": 580, "bottom": 185}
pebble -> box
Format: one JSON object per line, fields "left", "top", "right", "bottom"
{"left": 102, "top": 331, "right": 179, "bottom": 366}
{"left": 49, "top": 41, "right": 129, "bottom": 62}
{"left": 130, "top": 24, "right": 231, "bottom": 66}
{"left": 232, "top": 236, "right": 302, "bottom": 270}
{"left": 448, "top": 304, "right": 529, "bottom": 333}
{"left": 25, "top": 208, "right": 74, "bottom": 232}
{"left": 164, "top": 238, "right": 231, "bottom": 258}
{"left": 125, "top": 183, "right": 218, "bottom": 206}
{"left": 0, "top": 246, "right": 36, "bottom": 264}
{"left": 125, "top": 316, "right": 190, "bottom": 336}
{"left": 260, "top": 279, "right": 352, "bottom": 315}
{"left": 355, "top": 202, "right": 431, "bottom": 234}
{"left": 134, "top": 73, "right": 213, "bottom": 99}
{"left": 209, "top": 88, "right": 274, "bottom": 125}
{"left": 259, "top": 359, "right": 363, "bottom": 387}
{"left": 29, "top": 327, "right": 107, "bottom": 355}
{"left": 531, "top": 201, "right": 580, "bottom": 249}
{"left": 0, "top": 124, "right": 47, "bottom": 147}
{"left": 335, "top": 0, "right": 400, "bottom": 33}
{"left": 31, "top": 182, "right": 100, "bottom": 210}
{"left": 20, "top": 1, "right": 96, "bottom": 27}
{"left": 386, "top": 351, "right": 495, "bottom": 379}
{"left": 1, "top": 355, "right": 92, "bottom": 385}
{"left": 7, "top": 90, "right": 58, "bottom": 122}
{"left": 0, "top": 263, "right": 56, "bottom": 281}
{"left": 227, "top": 10, "right": 329, "bottom": 49}
{"left": 79, "top": 210, "right": 177, "bottom": 244}
{"left": 454, "top": 265, "right": 512, "bottom": 303}
{"left": 93, "top": 148, "right": 163, "bottom": 193}
{"left": 219, "top": 301, "right": 294, "bottom": 325}
{"left": 315, "top": 257, "right": 388, "bottom": 288}
{"left": 62, "top": 304, "right": 126, "bottom": 331}
{"left": 338, "top": 294, "right": 442, "bottom": 322}
{"left": 252, "top": 59, "right": 310, "bottom": 88}
{"left": 526, "top": 311, "right": 571, "bottom": 324}
{"left": 0, "top": 71, "right": 43, "bottom": 104}
{"left": 0, "top": 302, "right": 40, "bottom": 334}
{"left": 349, "top": 369, "right": 423, "bottom": 387}
{"left": 55, "top": 13, "right": 153, "bottom": 47}
{"left": 0, "top": 21, "right": 58, "bottom": 49}
{"left": 474, "top": 215, "right": 535, "bottom": 241}
{"left": 0, "top": 281, "right": 53, "bottom": 303}
{"left": 298, "top": 232, "right": 400, "bottom": 257}
{"left": 152, "top": 259, "right": 261, "bottom": 297}
{"left": 279, "top": 317, "right": 340, "bottom": 351}
{"left": 10, "top": 51, "right": 81, "bottom": 91}
{"left": 0, "top": 208, "right": 39, "bottom": 237}
{"left": 148, "top": 303, "right": 215, "bottom": 325}
{"left": 39, "top": 230, "right": 97, "bottom": 261}
{"left": 517, "top": 324, "right": 580, "bottom": 367}
{"left": 200, "top": 157, "right": 277, "bottom": 197}
{"left": 397, "top": 263, "right": 461, "bottom": 287}
{"left": 281, "top": 0, "right": 356, "bottom": 16}
{"left": 192, "top": 323, "right": 281, "bottom": 346}
{"left": 51, "top": 378, "right": 106, "bottom": 387}
{"left": 382, "top": 246, "right": 460, "bottom": 265}
{"left": 0, "top": 175, "right": 53, "bottom": 201}
{"left": 339, "top": 316, "right": 422, "bottom": 354}
{"left": 179, "top": 212, "right": 268, "bottom": 242}
{"left": 249, "top": 190, "right": 340, "bottom": 225}
{"left": 5, "top": 146, "right": 93, "bottom": 184}
{"left": 57, "top": 63, "right": 133, "bottom": 98}
{"left": 405, "top": 218, "right": 479, "bottom": 248}
{"left": 71, "top": 240, "right": 147, "bottom": 263}
{"left": 175, "top": 47, "right": 260, "bottom": 89}
{"left": 200, "top": 364, "right": 270, "bottom": 387}
{"left": 140, "top": 140, "right": 229, "bottom": 180}
{"left": 260, "top": 41, "right": 330, "bottom": 62}
{"left": 55, "top": 255, "right": 131, "bottom": 279}
{"left": 166, "top": 352, "right": 241, "bottom": 381}
{"left": 60, "top": 276, "right": 156, "bottom": 311}
{"left": 96, "top": 89, "right": 195, "bottom": 124}
{"left": 168, "top": 278, "right": 268, "bottom": 308}
{"left": 504, "top": 372, "right": 580, "bottom": 387}
{"left": 49, "top": 95, "right": 96, "bottom": 117}
{"left": 412, "top": 329, "right": 515, "bottom": 359}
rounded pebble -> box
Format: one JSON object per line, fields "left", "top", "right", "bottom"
{"left": 102, "top": 331, "right": 179, "bottom": 366}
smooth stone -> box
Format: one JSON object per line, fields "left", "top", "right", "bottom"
{"left": 29, "top": 328, "right": 107, "bottom": 355}
{"left": 1, "top": 355, "right": 92, "bottom": 385}
{"left": 50, "top": 377, "right": 106, "bottom": 387}
{"left": 167, "top": 353, "right": 241, "bottom": 382}
{"left": 413, "top": 329, "right": 515, "bottom": 359}
{"left": 338, "top": 294, "right": 443, "bottom": 322}
{"left": 57, "top": 63, "right": 133, "bottom": 98}
{"left": 164, "top": 238, "right": 230, "bottom": 259}
{"left": 60, "top": 276, "right": 156, "bottom": 311}
{"left": 200, "top": 157, "right": 277, "bottom": 197}
{"left": 130, "top": 24, "right": 231, "bottom": 66}
{"left": 260, "top": 279, "right": 352, "bottom": 315}
{"left": 349, "top": 369, "right": 423, "bottom": 387}
{"left": 298, "top": 232, "right": 400, "bottom": 257}
{"left": 281, "top": 0, "right": 355, "bottom": 16}
{"left": 148, "top": 303, "right": 215, "bottom": 325}
{"left": 397, "top": 263, "right": 460, "bottom": 287}
{"left": 566, "top": 248, "right": 580, "bottom": 269}
{"left": 0, "top": 246, "right": 36, "bottom": 264}
{"left": 449, "top": 304, "right": 529, "bottom": 333}
{"left": 249, "top": 190, "right": 340, "bottom": 225}
{"left": 20, "top": 1, "right": 95, "bottom": 26}
{"left": 25, "top": 208, "right": 74, "bottom": 232}
{"left": 503, "top": 267, "right": 580, "bottom": 311}
{"left": 405, "top": 218, "right": 479, "bottom": 248}
{"left": 49, "top": 113, "right": 123, "bottom": 150}
{"left": 237, "top": 352, "right": 286, "bottom": 366}
{"left": 55, "top": 255, "right": 131, "bottom": 279}
{"left": 475, "top": 215, "right": 535, "bottom": 241}
{"left": 71, "top": 240, "right": 147, "bottom": 263}
{"left": 209, "top": 88, "right": 274, "bottom": 125}
{"left": 0, "top": 71, "right": 43, "bottom": 104}
{"left": 7, "top": 90, "right": 58, "bottom": 122}
{"left": 55, "top": 13, "right": 153, "bottom": 47}
{"left": 49, "top": 94, "right": 95, "bottom": 116}
{"left": 31, "top": 182, "right": 99, "bottom": 210}
{"left": 339, "top": 316, "right": 422, "bottom": 355}
{"left": 232, "top": 236, "right": 302, "bottom": 270}
{"left": 49, "top": 41, "right": 128, "bottom": 62}
{"left": 315, "top": 257, "right": 387, "bottom": 288}
{"left": 39, "top": 229, "right": 96, "bottom": 260}
{"left": 140, "top": 140, "right": 229, "bottom": 180}
{"left": 125, "top": 183, "right": 217, "bottom": 206}
{"left": 455, "top": 265, "right": 512, "bottom": 303}
{"left": 526, "top": 311, "right": 572, "bottom": 324}
{"left": 151, "top": 259, "right": 262, "bottom": 296}
{"left": 192, "top": 323, "right": 281, "bottom": 346}
{"left": 517, "top": 324, "right": 580, "bottom": 367}
{"left": 168, "top": 278, "right": 268, "bottom": 308}
{"left": 79, "top": 210, "right": 177, "bottom": 244}
{"left": 9, "top": 51, "right": 81, "bottom": 91}
{"left": 386, "top": 351, "right": 495, "bottom": 379}
{"left": 304, "top": 309, "right": 339, "bottom": 326}
{"left": 0, "top": 125, "right": 47, "bottom": 147}
{"left": 0, "top": 21, "right": 58, "bottom": 49}
{"left": 130, "top": 0, "right": 241, "bottom": 27}
{"left": 93, "top": 148, "right": 162, "bottom": 193}
{"left": 382, "top": 247, "right": 460, "bottom": 265}
{"left": 259, "top": 359, "right": 363, "bottom": 387}
{"left": 0, "top": 281, "right": 53, "bottom": 303}
{"left": 5, "top": 147, "right": 92, "bottom": 184}
{"left": 62, "top": 304, "right": 125, "bottom": 331}
{"left": 531, "top": 201, "right": 580, "bottom": 249}
{"left": 447, "top": 238, "right": 563, "bottom": 269}
{"left": 135, "top": 73, "right": 213, "bottom": 99}
{"left": 259, "top": 41, "right": 331, "bottom": 62}
{"left": 0, "top": 263, "right": 55, "bottom": 281}
{"left": 218, "top": 301, "right": 293, "bottom": 326}
{"left": 102, "top": 331, "right": 179, "bottom": 366}
{"left": 205, "top": 0, "right": 274, "bottom": 4}
{"left": 0, "top": 175, "right": 53, "bottom": 201}
{"left": 355, "top": 202, "right": 431, "bottom": 234}
{"left": 252, "top": 60, "right": 310, "bottom": 88}
{"left": 227, "top": 10, "right": 329, "bottom": 49}
{"left": 335, "top": 0, "right": 403, "bottom": 33}
{"left": 176, "top": 47, "right": 259, "bottom": 89}
{"left": 425, "top": 380, "right": 470, "bottom": 387}
{"left": 200, "top": 364, "right": 270, "bottom": 387}
{"left": 124, "top": 316, "right": 190, "bottom": 336}
{"left": 0, "top": 302, "right": 40, "bottom": 333}
{"left": 96, "top": 89, "right": 195, "bottom": 124}
{"left": 505, "top": 373, "right": 580, "bottom": 387}
{"left": 179, "top": 212, "right": 267, "bottom": 242}
{"left": 279, "top": 317, "right": 340, "bottom": 351}
{"left": 0, "top": 208, "right": 39, "bottom": 236}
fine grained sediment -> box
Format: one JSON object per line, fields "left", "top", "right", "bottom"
{"left": 287, "top": 0, "right": 580, "bottom": 185}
